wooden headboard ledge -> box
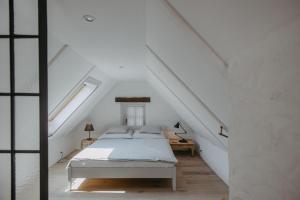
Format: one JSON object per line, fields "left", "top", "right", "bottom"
{"left": 115, "top": 97, "right": 151, "bottom": 103}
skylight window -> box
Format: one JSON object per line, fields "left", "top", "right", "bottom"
{"left": 48, "top": 77, "right": 100, "bottom": 136}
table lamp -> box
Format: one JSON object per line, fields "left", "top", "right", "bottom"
{"left": 174, "top": 122, "right": 188, "bottom": 143}
{"left": 84, "top": 123, "right": 94, "bottom": 140}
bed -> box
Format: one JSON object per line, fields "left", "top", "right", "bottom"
{"left": 67, "top": 126, "right": 177, "bottom": 191}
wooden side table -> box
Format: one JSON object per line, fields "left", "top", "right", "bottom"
{"left": 81, "top": 138, "right": 97, "bottom": 149}
{"left": 169, "top": 139, "right": 195, "bottom": 156}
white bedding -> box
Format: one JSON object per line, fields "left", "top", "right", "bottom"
{"left": 69, "top": 138, "right": 177, "bottom": 167}
{"left": 133, "top": 131, "right": 165, "bottom": 139}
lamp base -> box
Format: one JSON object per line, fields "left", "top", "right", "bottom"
{"left": 179, "top": 138, "right": 188, "bottom": 143}
{"left": 86, "top": 137, "right": 93, "bottom": 141}
{"left": 175, "top": 133, "right": 188, "bottom": 143}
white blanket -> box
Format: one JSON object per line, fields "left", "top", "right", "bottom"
{"left": 69, "top": 138, "right": 177, "bottom": 165}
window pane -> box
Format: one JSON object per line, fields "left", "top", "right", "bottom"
{"left": 15, "top": 97, "right": 39, "bottom": 150}
{"left": 16, "top": 154, "right": 39, "bottom": 200}
{"left": 49, "top": 78, "right": 99, "bottom": 136}
{"left": 126, "top": 106, "right": 144, "bottom": 127}
{"left": 0, "top": 97, "right": 10, "bottom": 150}
{"left": 0, "top": 39, "right": 10, "bottom": 92}
{"left": 136, "top": 107, "right": 144, "bottom": 127}
{"left": 127, "top": 106, "right": 136, "bottom": 126}
{"left": 15, "top": 39, "right": 39, "bottom": 93}
{"left": 0, "top": 154, "right": 11, "bottom": 200}
{"left": 0, "top": 0, "right": 9, "bottom": 34}
{"left": 14, "top": 0, "right": 38, "bottom": 35}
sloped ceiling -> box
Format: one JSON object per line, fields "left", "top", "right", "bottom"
{"left": 47, "top": 33, "right": 116, "bottom": 138}
{"left": 167, "top": 0, "right": 300, "bottom": 60}
{"left": 48, "top": 0, "right": 146, "bottom": 80}
{"left": 145, "top": 0, "right": 230, "bottom": 149}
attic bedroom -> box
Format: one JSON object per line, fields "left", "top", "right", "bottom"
{"left": 0, "top": 0, "right": 300, "bottom": 200}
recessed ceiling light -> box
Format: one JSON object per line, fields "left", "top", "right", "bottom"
{"left": 83, "top": 15, "right": 96, "bottom": 22}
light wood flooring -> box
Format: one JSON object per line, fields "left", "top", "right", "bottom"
{"left": 49, "top": 151, "right": 228, "bottom": 200}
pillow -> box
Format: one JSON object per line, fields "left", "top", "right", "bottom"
{"left": 133, "top": 131, "right": 165, "bottom": 139}
{"left": 105, "top": 126, "right": 128, "bottom": 134}
{"left": 98, "top": 131, "right": 132, "bottom": 139}
{"left": 139, "top": 125, "right": 161, "bottom": 134}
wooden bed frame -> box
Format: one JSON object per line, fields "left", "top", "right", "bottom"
{"left": 68, "top": 165, "right": 177, "bottom": 191}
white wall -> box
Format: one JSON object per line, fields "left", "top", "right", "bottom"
{"left": 194, "top": 135, "right": 229, "bottom": 184}
{"left": 147, "top": 70, "right": 229, "bottom": 184}
{"left": 228, "top": 17, "right": 300, "bottom": 200}
{"left": 167, "top": 0, "right": 300, "bottom": 61}
{"left": 72, "top": 81, "right": 181, "bottom": 148}
{"left": 48, "top": 134, "right": 77, "bottom": 166}
{"left": 48, "top": 33, "right": 65, "bottom": 63}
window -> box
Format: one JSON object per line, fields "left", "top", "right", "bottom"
{"left": 48, "top": 77, "right": 100, "bottom": 136}
{"left": 121, "top": 104, "right": 145, "bottom": 127}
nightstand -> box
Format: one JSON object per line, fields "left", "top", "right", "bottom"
{"left": 169, "top": 139, "right": 195, "bottom": 156}
{"left": 81, "top": 138, "right": 97, "bottom": 149}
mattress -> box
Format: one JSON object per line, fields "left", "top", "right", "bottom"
{"left": 68, "top": 138, "right": 177, "bottom": 168}
{"left": 69, "top": 160, "right": 175, "bottom": 168}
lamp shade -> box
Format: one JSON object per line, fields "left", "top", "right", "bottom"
{"left": 84, "top": 123, "right": 94, "bottom": 131}
{"left": 174, "top": 122, "right": 180, "bottom": 128}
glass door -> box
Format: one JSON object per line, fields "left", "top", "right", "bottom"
{"left": 0, "top": 0, "right": 48, "bottom": 199}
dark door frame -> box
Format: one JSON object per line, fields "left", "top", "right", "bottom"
{"left": 0, "top": 0, "right": 48, "bottom": 199}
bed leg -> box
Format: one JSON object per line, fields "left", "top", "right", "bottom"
{"left": 172, "top": 167, "right": 176, "bottom": 191}
{"left": 68, "top": 167, "right": 72, "bottom": 191}
{"left": 172, "top": 177, "right": 176, "bottom": 191}
{"left": 69, "top": 179, "right": 72, "bottom": 191}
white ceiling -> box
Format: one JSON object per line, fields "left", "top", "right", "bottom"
{"left": 48, "top": 0, "right": 300, "bottom": 79}
{"left": 48, "top": 0, "right": 146, "bottom": 80}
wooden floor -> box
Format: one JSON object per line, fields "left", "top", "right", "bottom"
{"left": 49, "top": 151, "right": 228, "bottom": 200}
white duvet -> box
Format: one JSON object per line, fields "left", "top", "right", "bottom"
{"left": 69, "top": 138, "right": 177, "bottom": 165}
